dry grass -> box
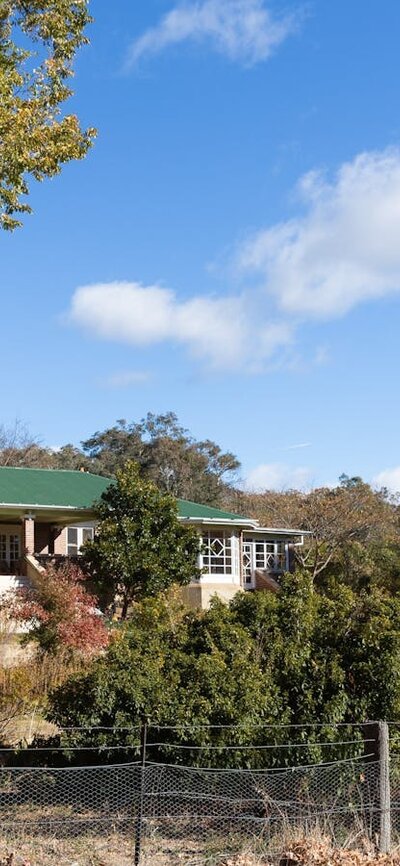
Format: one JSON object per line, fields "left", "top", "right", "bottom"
{"left": 0, "top": 834, "right": 398, "bottom": 866}
{"left": 1, "top": 713, "right": 58, "bottom": 746}
{"left": 222, "top": 839, "right": 400, "bottom": 866}
{"left": 0, "top": 833, "right": 134, "bottom": 866}
{"left": 0, "top": 649, "right": 85, "bottom": 745}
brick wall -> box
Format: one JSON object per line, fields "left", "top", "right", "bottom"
{"left": 54, "top": 527, "right": 67, "bottom": 555}
{"left": 23, "top": 518, "right": 35, "bottom": 555}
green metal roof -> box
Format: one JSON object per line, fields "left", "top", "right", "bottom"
{"left": 0, "top": 467, "right": 111, "bottom": 509}
{"left": 0, "top": 467, "right": 251, "bottom": 522}
{"left": 177, "top": 499, "right": 250, "bottom": 522}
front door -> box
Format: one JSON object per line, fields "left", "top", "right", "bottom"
{"left": 242, "top": 538, "right": 287, "bottom": 589}
{"left": 0, "top": 529, "right": 21, "bottom": 574}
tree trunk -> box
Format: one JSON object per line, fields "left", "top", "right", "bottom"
{"left": 121, "top": 596, "right": 129, "bottom": 620}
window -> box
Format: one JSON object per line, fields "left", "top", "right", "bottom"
{"left": 202, "top": 531, "right": 239, "bottom": 576}
{"left": 67, "top": 527, "right": 78, "bottom": 556}
{"left": 82, "top": 528, "right": 93, "bottom": 545}
{"left": 255, "top": 541, "right": 278, "bottom": 571}
{"left": 243, "top": 539, "right": 286, "bottom": 583}
{"left": 67, "top": 526, "right": 94, "bottom": 556}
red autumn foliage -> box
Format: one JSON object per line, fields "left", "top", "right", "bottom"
{"left": 10, "top": 562, "right": 109, "bottom": 655}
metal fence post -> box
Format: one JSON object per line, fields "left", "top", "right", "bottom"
{"left": 362, "top": 720, "right": 391, "bottom": 854}
{"left": 378, "top": 721, "right": 391, "bottom": 854}
{"left": 134, "top": 720, "right": 148, "bottom": 866}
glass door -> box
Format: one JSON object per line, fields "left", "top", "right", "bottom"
{"left": 242, "top": 541, "right": 255, "bottom": 587}
{"left": 0, "top": 531, "right": 21, "bottom": 573}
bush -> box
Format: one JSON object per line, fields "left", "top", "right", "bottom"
{"left": 47, "top": 576, "right": 400, "bottom": 767}
{"left": 9, "top": 562, "right": 109, "bottom": 656}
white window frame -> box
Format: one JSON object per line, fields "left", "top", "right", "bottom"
{"left": 201, "top": 530, "right": 240, "bottom": 581}
{"left": 0, "top": 529, "right": 21, "bottom": 570}
{"left": 242, "top": 538, "right": 288, "bottom": 588}
{"left": 66, "top": 525, "right": 94, "bottom": 557}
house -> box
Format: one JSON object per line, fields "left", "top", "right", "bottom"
{"left": 0, "top": 467, "right": 306, "bottom": 608}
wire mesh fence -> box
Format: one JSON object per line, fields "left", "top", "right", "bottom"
{"left": 138, "top": 757, "right": 382, "bottom": 865}
{"left": 0, "top": 724, "right": 397, "bottom": 865}
{"left": 0, "top": 759, "right": 384, "bottom": 865}
{"left": 0, "top": 762, "right": 139, "bottom": 866}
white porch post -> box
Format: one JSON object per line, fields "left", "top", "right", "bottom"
{"left": 231, "top": 530, "right": 240, "bottom": 584}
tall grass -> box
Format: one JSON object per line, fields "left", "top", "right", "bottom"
{"left": 0, "top": 649, "right": 85, "bottom": 744}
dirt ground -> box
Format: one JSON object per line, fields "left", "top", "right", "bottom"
{"left": 0, "top": 834, "right": 134, "bottom": 866}
{"left": 1, "top": 837, "right": 400, "bottom": 866}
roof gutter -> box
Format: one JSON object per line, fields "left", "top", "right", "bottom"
{"left": 0, "top": 503, "right": 96, "bottom": 512}
{"left": 243, "top": 526, "right": 311, "bottom": 536}
{"left": 179, "top": 516, "right": 258, "bottom": 528}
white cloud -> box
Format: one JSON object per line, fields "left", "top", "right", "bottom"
{"left": 283, "top": 442, "right": 311, "bottom": 451}
{"left": 245, "top": 462, "right": 312, "bottom": 491}
{"left": 102, "top": 370, "right": 152, "bottom": 388}
{"left": 127, "top": 0, "right": 297, "bottom": 68}
{"left": 373, "top": 467, "right": 400, "bottom": 494}
{"left": 68, "top": 281, "right": 292, "bottom": 372}
{"left": 238, "top": 148, "right": 400, "bottom": 319}
{"left": 67, "top": 148, "right": 400, "bottom": 375}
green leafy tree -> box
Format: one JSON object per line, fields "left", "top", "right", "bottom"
{"left": 232, "top": 574, "right": 400, "bottom": 727}
{"left": 51, "top": 443, "right": 92, "bottom": 471}
{"left": 47, "top": 594, "right": 280, "bottom": 766}
{"left": 82, "top": 461, "right": 201, "bottom": 617}
{"left": 0, "top": 413, "right": 240, "bottom": 505}
{"left": 81, "top": 413, "right": 240, "bottom": 504}
{"left": 47, "top": 576, "right": 400, "bottom": 768}
{"left": 0, "top": 0, "right": 95, "bottom": 229}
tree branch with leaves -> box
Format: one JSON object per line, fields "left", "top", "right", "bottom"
{"left": 229, "top": 475, "right": 400, "bottom": 582}
{"left": 0, "top": 0, "right": 96, "bottom": 229}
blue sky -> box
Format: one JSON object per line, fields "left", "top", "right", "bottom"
{"left": 2, "top": 0, "right": 400, "bottom": 492}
